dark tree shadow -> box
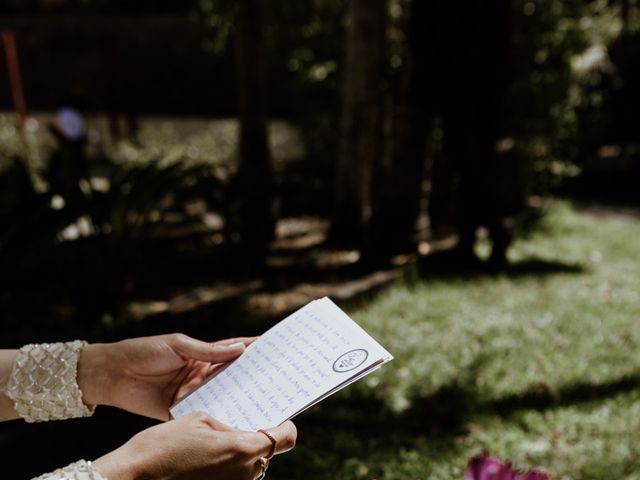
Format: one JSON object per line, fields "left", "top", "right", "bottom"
{"left": 486, "top": 373, "right": 640, "bottom": 414}
{"left": 503, "top": 258, "right": 585, "bottom": 277}
{"left": 291, "top": 370, "right": 640, "bottom": 445}
{"left": 401, "top": 372, "right": 640, "bottom": 438}
{"left": 418, "top": 249, "right": 585, "bottom": 279}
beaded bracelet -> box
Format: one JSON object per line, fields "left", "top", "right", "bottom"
{"left": 5, "top": 340, "right": 95, "bottom": 423}
{"left": 32, "top": 460, "right": 106, "bottom": 480}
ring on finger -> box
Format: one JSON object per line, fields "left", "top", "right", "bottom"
{"left": 257, "top": 428, "right": 277, "bottom": 459}
{"left": 256, "top": 457, "right": 269, "bottom": 480}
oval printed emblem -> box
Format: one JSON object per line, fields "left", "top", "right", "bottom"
{"left": 333, "top": 349, "right": 369, "bottom": 373}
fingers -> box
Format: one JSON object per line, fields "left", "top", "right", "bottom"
{"left": 192, "top": 412, "right": 297, "bottom": 457}
{"left": 170, "top": 334, "right": 246, "bottom": 363}
{"left": 215, "top": 337, "right": 257, "bottom": 347}
{"left": 253, "top": 457, "right": 269, "bottom": 480}
{"left": 256, "top": 421, "right": 297, "bottom": 456}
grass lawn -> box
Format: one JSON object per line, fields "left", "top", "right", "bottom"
{"left": 270, "top": 202, "right": 640, "bottom": 480}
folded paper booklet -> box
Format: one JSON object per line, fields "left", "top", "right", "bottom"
{"left": 170, "top": 297, "right": 393, "bottom": 431}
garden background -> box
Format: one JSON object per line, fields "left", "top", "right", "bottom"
{"left": 1, "top": 1, "right": 640, "bottom": 478}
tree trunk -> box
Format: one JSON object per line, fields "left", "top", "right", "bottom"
{"left": 369, "top": 37, "right": 429, "bottom": 255}
{"left": 330, "top": 0, "right": 387, "bottom": 249}
{"left": 235, "top": 0, "right": 275, "bottom": 255}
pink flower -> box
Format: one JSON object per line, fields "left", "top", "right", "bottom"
{"left": 466, "top": 453, "right": 552, "bottom": 480}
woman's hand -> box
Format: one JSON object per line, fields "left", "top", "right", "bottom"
{"left": 78, "top": 333, "right": 253, "bottom": 420}
{"left": 93, "top": 412, "right": 297, "bottom": 480}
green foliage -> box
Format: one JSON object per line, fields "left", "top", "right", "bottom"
{"left": 0, "top": 128, "right": 228, "bottom": 326}
{"left": 507, "top": 0, "right": 638, "bottom": 189}
{"left": 192, "top": 0, "right": 638, "bottom": 200}
{"left": 270, "top": 203, "right": 640, "bottom": 479}
{"left": 196, "top": 0, "right": 347, "bottom": 167}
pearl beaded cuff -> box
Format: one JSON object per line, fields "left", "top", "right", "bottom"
{"left": 5, "top": 340, "right": 95, "bottom": 423}
{"left": 32, "top": 460, "right": 106, "bottom": 480}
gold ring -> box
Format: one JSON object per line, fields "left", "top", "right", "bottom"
{"left": 257, "top": 428, "right": 277, "bottom": 459}
{"left": 256, "top": 457, "right": 269, "bottom": 480}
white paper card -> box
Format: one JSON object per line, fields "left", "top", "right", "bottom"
{"left": 170, "top": 297, "right": 393, "bottom": 431}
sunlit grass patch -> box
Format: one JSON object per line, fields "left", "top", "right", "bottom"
{"left": 272, "top": 202, "right": 640, "bottom": 480}
{"left": 357, "top": 202, "right": 640, "bottom": 407}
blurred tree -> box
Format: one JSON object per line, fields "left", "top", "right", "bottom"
{"left": 330, "top": 0, "right": 387, "bottom": 249}
{"left": 232, "top": 0, "right": 276, "bottom": 256}
{"left": 369, "top": 0, "right": 427, "bottom": 256}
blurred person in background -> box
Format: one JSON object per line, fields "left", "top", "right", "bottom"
{"left": 410, "top": 0, "right": 513, "bottom": 267}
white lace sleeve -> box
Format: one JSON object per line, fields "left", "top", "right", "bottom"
{"left": 4, "top": 340, "right": 96, "bottom": 422}
{"left": 32, "top": 460, "right": 107, "bottom": 480}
